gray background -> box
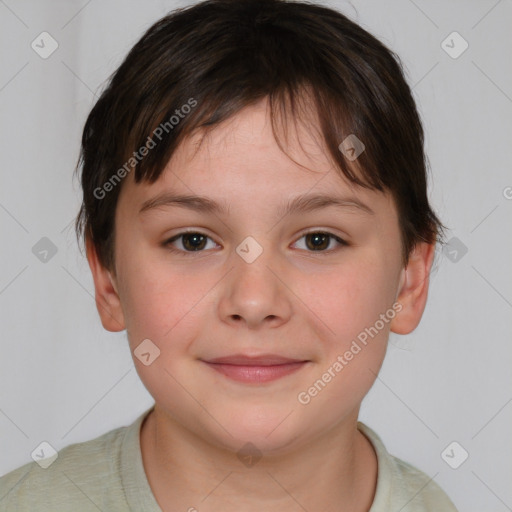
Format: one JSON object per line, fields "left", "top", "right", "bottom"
{"left": 1, "top": 1, "right": 511, "bottom": 510}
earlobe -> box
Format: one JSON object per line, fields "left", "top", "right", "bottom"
{"left": 390, "top": 242, "right": 436, "bottom": 335}
{"left": 85, "top": 236, "right": 126, "bottom": 332}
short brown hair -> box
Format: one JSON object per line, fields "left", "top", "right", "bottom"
{"left": 74, "top": 0, "right": 444, "bottom": 272}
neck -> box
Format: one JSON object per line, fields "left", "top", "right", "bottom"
{"left": 140, "top": 405, "right": 377, "bottom": 512}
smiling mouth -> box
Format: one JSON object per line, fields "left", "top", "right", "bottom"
{"left": 201, "top": 356, "right": 310, "bottom": 384}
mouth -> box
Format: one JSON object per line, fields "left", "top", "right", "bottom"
{"left": 200, "top": 354, "right": 310, "bottom": 384}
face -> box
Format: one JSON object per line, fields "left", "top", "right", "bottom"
{"left": 90, "top": 97, "right": 432, "bottom": 454}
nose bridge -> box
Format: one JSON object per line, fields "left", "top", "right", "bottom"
{"left": 235, "top": 231, "right": 283, "bottom": 279}
{"left": 218, "top": 234, "right": 291, "bottom": 328}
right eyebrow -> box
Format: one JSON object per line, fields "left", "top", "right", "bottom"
{"left": 139, "top": 192, "right": 230, "bottom": 215}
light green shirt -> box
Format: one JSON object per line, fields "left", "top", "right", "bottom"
{"left": 0, "top": 406, "right": 458, "bottom": 511}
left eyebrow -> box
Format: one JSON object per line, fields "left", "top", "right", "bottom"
{"left": 278, "top": 193, "right": 375, "bottom": 216}
{"left": 138, "top": 192, "right": 374, "bottom": 216}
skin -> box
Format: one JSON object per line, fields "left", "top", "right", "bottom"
{"left": 87, "top": 97, "right": 435, "bottom": 512}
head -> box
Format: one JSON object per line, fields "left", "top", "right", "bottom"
{"left": 76, "top": 0, "right": 444, "bottom": 453}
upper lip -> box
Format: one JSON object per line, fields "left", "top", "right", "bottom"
{"left": 202, "top": 354, "right": 308, "bottom": 366}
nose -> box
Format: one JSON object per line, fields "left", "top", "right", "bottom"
{"left": 217, "top": 243, "right": 292, "bottom": 330}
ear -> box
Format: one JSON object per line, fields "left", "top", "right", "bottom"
{"left": 86, "top": 235, "right": 125, "bottom": 332}
{"left": 390, "top": 241, "right": 436, "bottom": 335}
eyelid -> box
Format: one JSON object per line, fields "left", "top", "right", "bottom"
{"left": 295, "top": 227, "right": 348, "bottom": 242}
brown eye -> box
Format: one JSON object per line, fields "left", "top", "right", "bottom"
{"left": 294, "top": 231, "right": 348, "bottom": 253}
{"left": 181, "top": 233, "right": 207, "bottom": 251}
{"left": 164, "top": 232, "right": 217, "bottom": 253}
{"left": 163, "top": 230, "right": 347, "bottom": 256}
{"left": 305, "top": 232, "right": 330, "bottom": 251}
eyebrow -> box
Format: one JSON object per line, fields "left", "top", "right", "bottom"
{"left": 138, "top": 192, "right": 374, "bottom": 217}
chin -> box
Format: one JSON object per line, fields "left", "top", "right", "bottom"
{"left": 207, "top": 404, "right": 307, "bottom": 456}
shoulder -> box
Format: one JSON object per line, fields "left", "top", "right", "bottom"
{"left": 0, "top": 420, "right": 131, "bottom": 512}
{"left": 358, "top": 422, "right": 459, "bottom": 512}
{"left": 390, "top": 455, "right": 459, "bottom": 511}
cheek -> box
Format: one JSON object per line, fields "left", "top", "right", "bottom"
{"left": 295, "top": 262, "right": 394, "bottom": 419}
{"left": 119, "top": 251, "right": 218, "bottom": 355}
{"left": 312, "top": 258, "right": 398, "bottom": 343}
{"left": 299, "top": 254, "right": 399, "bottom": 403}
{"left": 118, "top": 257, "right": 212, "bottom": 407}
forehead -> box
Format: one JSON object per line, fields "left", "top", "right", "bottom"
{"left": 118, "top": 99, "right": 395, "bottom": 219}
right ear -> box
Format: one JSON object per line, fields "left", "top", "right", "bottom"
{"left": 85, "top": 235, "right": 126, "bottom": 332}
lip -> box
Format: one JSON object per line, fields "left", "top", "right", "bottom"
{"left": 201, "top": 354, "right": 310, "bottom": 384}
{"left": 204, "top": 354, "right": 307, "bottom": 365}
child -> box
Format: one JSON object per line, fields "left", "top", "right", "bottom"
{"left": 0, "top": 0, "right": 459, "bottom": 510}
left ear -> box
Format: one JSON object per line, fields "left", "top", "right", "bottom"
{"left": 390, "top": 241, "right": 436, "bottom": 335}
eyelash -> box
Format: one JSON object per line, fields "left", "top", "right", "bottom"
{"left": 162, "top": 230, "right": 348, "bottom": 256}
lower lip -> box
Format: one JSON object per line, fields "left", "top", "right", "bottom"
{"left": 203, "top": 361, "right": 308, "bottom": 383}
